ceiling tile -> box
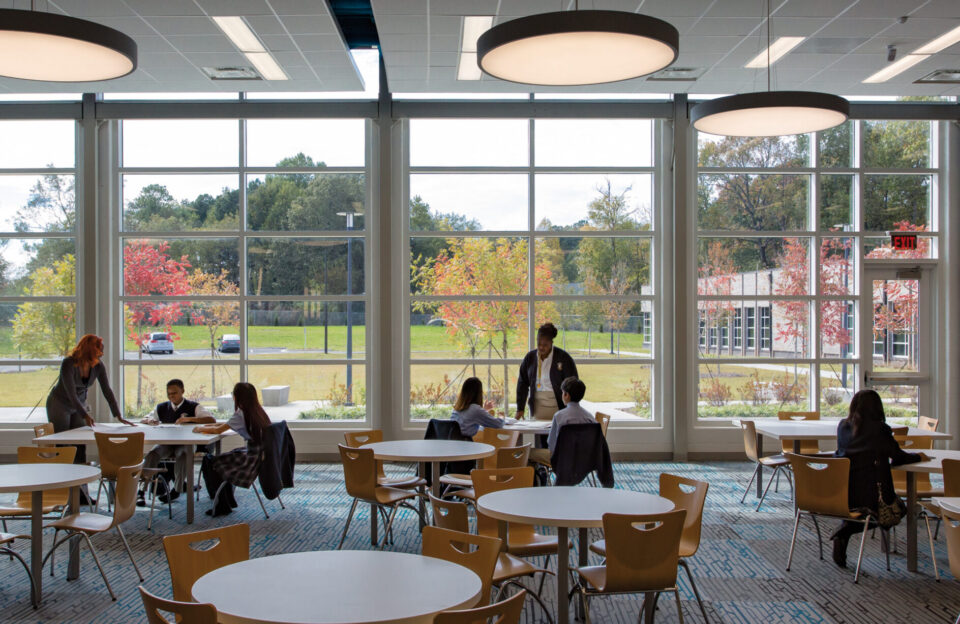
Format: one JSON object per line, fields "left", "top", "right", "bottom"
{"left": 144, "top": 16, "right": 223, "bottom": 36}
{"left": 125, "top": 0, "right": 205, "bottom": 17}
{"left": 167, "top": 35, "right": 237, "bottom": 54}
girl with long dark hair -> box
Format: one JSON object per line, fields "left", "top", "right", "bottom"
{"left": 450, "top": 376, "right": 504, "bottom": 437}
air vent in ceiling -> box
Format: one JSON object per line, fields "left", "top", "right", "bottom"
{"left": 914, "top": 69, "right": 960, "bottom": 84}
{"left": 202, "top": 66, "right": 261, "bottom": 80}
{"left": 647, "top": 67, "right": 703, "bottom": 81}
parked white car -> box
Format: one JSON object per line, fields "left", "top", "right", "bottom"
{"left": 141, "top": 332, "right": 174, "bottom": 354}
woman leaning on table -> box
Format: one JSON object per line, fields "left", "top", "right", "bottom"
{"left": 515, "top": 322, "right": 579, "bottom": 421}
{"left": 45, "top": 334, "right": 132, "bottom": 464}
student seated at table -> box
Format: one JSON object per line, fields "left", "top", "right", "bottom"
{"left": 450, "top": 376, "right": 504, "bottom": 437}
{"left": 193, "top": 382, "right": 272, "bottom": 517}
{"left": 137, "top": 378, "right": 215, "bottom": 506}
{"left": 529, "top": 376, "right": 594, "bottom": 464}
{"left": 830, "top": 389, "right": 927, "bottom": 568}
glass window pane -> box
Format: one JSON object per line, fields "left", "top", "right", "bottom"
{"left": 0, "top": 239, "right": 75, "bottom": 296}
{"left": 410, "top": 119, "right": 528, "bottom": 167}
{"left": 122, "top": 364, "right": 239, "bottom": 418}
{"left": 864, "top": 235, "right": 935, "bottom": 259}
{"left": 410, "top": 364, "right": 517, "bottom": 420}
{"left": 820, "top": 301, "right": 856, "bottom": 359}
{"left": 697, "top": 133, "right": 810, "bottom": 168}
{"left": 697, "top": 237, "right": 811, "bottom": 296}
{"left": 576, "top": 363, "right": 653, "bottom": 421}
{"left": 122, "top": 238, "right": 239, "bottom": 296}
{"left": 248, "top": 237, "right": 363, "bottom": 296}
{"left": 248, "top": 301, "right": 365, "bottom": 360}
{"left": 698, "top": 174, "right": 809, "bottom": 230}
{"left": 123, "top": 301, "right": 240, "bottom": 360}
{"left": 535, "top": 174, "right": 653, "bottom": 230}
{"left": 819, "top": 174, "right": 854, "bottom": 232}
{"left": 410, "top": 174, "right": 527, "bottom": 231}
{"left": 246, "top": 119, "right": 365, "bottom": 167}
{"left": 122, "top": 120, "right": 239, "bottom": 167}
{"left": 411, "top": 237, "right": 529, "bottom": 296}
{"left": 410, "top": 301, "right": 528, "bottom": 359}
{"left": 536, "top": 236, "right": 651, "bottom": 296}
{"left": 871, "top": 384, "right": 918, "bottom": 423}
{"left": 246, "top": 173, "right": 365, "bottom": 231}
{"left": 535, "top": 301, "right": 651, "bottom": 359}
{"left": 534, "top": 119, "right": 652, "bottom": 167}
{"left": 863, "top": 174, "right": 930, "bottom": 232}
{"left": 0, "top": 301, "right": 75, "bottom": 359}
{"left": 0, "top": 174, "right": 75, "bottom": 232}
{"left": 698, "top": 363, "right": 811, "bottom": 419}
{"left": 862, "top": 120, "right": 930, "bottom": 168}
{"left": 0, "top": 120, "right": 74, "bottom": 168}
{"left": 820, "top": 363, "right": 857, "bottom": 417}
{"left": 248, "top": 364, "right": 366, "bottom": 421}
{"left": 698, "top": 301, "right": 809, "bottom": 358}
{"left": 123, "top": 175, "right": 239, "bottom": 231}
{"left": 0, "top": 365, "right": 59, "bottom": 418}
{"left": 819, "top": 237, "right": 856, "bottom": 295}
{"left": 818, "top": 121, "right": 853, "bottom": 168}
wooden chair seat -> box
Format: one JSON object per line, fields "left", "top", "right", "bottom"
{"left": 896, "top": 486, "right": 944, "bottom": 498}
{"left": 439, "top": 473, "right": 473, "bottom": 488}
{"left": 577, "top": 565, "right": 609, "bottom": 591}
{"left": 0, "top": 503, "right": 63, "bottom": 516}
{"left": 374, "top": 486, "right": 419, "bottom": 506}
{"left": 0, "top": 531, "right": 29, "bottom": 544}
{"left": 759, "top": 454, "right": 790, "bottom": 467}
{"left": 493, "top": 551, "right": 549, "bottom": 583}
{"left": 379, "top": 475, "right": 426, "bottom": 489}
{"left": 448, "top": 487, "right": 476, "bottom": 501}
{"left": 45, "top": 512, "right": 114, "bottom": 534}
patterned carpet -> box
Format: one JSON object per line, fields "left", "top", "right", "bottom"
{"left": 0, "top": 461, "right": 957, "bottom": 624}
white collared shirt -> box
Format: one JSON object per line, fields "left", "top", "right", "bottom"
{"left": 536, "top": 349, "right": 553, "bottom": 393}
{"left": 148, "top": 400, "right": 211, "bottom": 423}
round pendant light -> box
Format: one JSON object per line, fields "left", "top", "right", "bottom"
{"left": 691, "top": 91, "right": 850, "bottom": 137}
{"left": 477, "top": 10, "right": 678, "bottom": 86}
{"left": 0, "top": 9, "right": 137, "bottom": 82}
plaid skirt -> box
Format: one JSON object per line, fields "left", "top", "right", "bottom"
{"left": 212, "top": 442, "right": 262, "bottom": 489}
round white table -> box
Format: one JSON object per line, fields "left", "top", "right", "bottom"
{"left": 477, "top": 487, "right": 674, "bottom": 623}
{"left": 192, "top": 550, "right": 483, "bottom": 624}
{"left": 0, "top": 463, "right": 100, "bottom": 604}
{"left": 362, "top": 440, "right": 495, "bottom": 498}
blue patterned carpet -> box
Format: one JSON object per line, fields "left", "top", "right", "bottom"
{"left": 0, "top": 461, "right": 957, "bottom": 623}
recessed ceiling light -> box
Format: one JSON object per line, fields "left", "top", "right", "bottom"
{"left": 912, "top": 24, "right": 960, "bottom": 55}
{"left": 245, "top": 52, "right": 288, "bottom": 81}
{"left": 744, "top": 36, "right": 805, "bottom": 68}
{"left": 461, "top": 16, "right": 493, "bottom": 53}
{"left": 202, "top": 66, "right": 261, "bottom": 80}
{"left": 211, "top": 16, "right": 264, "bottom": 53}
{"left": 862, "top": 54, "right": 929, "bottom": 83}
{"left": 457, "top": 52, "right": 482, "bottom": 81}
{"left": 914, "top": 68, "right": 960, "bottom": 84}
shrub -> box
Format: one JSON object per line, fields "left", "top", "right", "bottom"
{"left": 738, "top": 371, "right": 765, "bottom": 406}
{"left": 410, "top": 374, "right": 457, "bottom": 406}
{"left": 700, "top": 377, "right": 731, "bottom": 406}
{"left": 297, "top": 405, "right": 366, "bottom": 420}
{"left": 769, "top": 373, "right": 807, "bottom": 404}
{"left": 630, "top": 377, "right": 651, "bottom": 410}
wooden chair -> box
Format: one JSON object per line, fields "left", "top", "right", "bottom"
{"left": 163, "top": 523, "right": 249, "bottom": 603}
{"left": 594, "top": 412, "right": 612, "bottom": 438}
{"left": 892, "top": 436, "right": 942, "bottom": 499}
{"left": 428, "top": 494, "right": 554, "bottom": 623}
{"left": 337, "top": 444, "right": 424, "bottom": 550}
{"left": 434, "top": 589, "right": 526, "bottom": 624}
{"left": 918, "top": 416, "right": 939, "bottom": 432}
{"left": 440, "top": 430, "right": 520, "bottom": 496}
{"left": 785, "top": 454, "right": 882, "bottom": 583}
{"left": 443, "top": 445, "right": 531, "bottom": 503}
{"left": 139, "top": 586, "right": 217, "bottom": 624}
{"left": 94, "top": 431, "right": 170, "bottom": 528}
{"left": 343, "top": 430, "right": 425, "bottom": 490}
{"left": 939, "top": 505, "right": 960, "bottom": 624}
{"left": 0, "top": 446, "right": 76, "bottom": 531}
{"left": 1, "top": 532, "right": 37, "bottom": 608}
{"left": 738, "top": 420, "right": 791, "bottom": 511}
{"left": 890, "top": 425, "right": 909, "bottom": 436}
{"left": 917, "top": 458, "right": 960, "bottom": 580}
{"left": 33, "top": 423, "right": 54, "bottom": 438}
{"left": 423, "top": 526, "right": 500, "bottom": 606}
{"left": 42, "top": 462, "right": 145, "bottom": 600}
{"left": 777, "top": 411, "right": 822, "bottom": 454}
{"left": 590, "top": 473, "right": 710, "bottom": 622}
{"left": 574, "top": 510, "right": 687, "bottom": 624}
{"left": 472, "top": 467, "right": 560, "bottom": 557}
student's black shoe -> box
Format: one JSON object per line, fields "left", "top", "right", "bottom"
{"left": 831, "top": 535, "right": 848, "bottom": 568}
{"left": 158, "top": 489, "right": 180, "bottom": 504}
{"left": 205, "top": 506, "right": 232, "bottom": 517}
{"left": 135, "top": 492, "right": 146, "bottom": 507}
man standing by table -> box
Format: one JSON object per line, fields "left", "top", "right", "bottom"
{"left": 138, "top": 379, "right": 215, "bottom": 505}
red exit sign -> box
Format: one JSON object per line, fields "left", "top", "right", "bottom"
{"left": 890, "top": 233, "right": 918, "bottom": 250}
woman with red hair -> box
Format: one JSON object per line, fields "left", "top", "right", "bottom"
{"left": 46, "top": 334, "right": 131, "bottom": 463}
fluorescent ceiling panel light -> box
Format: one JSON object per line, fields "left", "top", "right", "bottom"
{"left": 862, "top": 54, "right": 929, "bottom": 83}
{"left": 462, "top": 16, "right": 493, "bottom": 53}
{"left": 245, "top": 52, "right": 288, "bottom": 80}
{"left": 744, "top": 36, "right": 805, "bottom": 68}
{"left": 212, "top": 16, "right": 265, "bottom": 53}
{"left": 457, "top": 52, "right": 482, "bottom": 80}
{"left": 913, "top": 24, "right": 960, "bottom": 55}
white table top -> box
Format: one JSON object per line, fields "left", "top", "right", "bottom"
{"left": 751, "top": 420, "right": 952, "bottom": 441}
{"left": 500, "top": 421, "right": 552, "bottom": 435}
{"left": 477, "top": 487, "right": 674, "bottom": 529}
{"left": 363, "top": 440, "right": 495, "bottom": 462}
{"left": 191, "top": 551, "right": 482, "bottom": 624}
{"left": 893, "top": 449, "right": 960, "bottom": 474}
{"left": 34, "top": 424, "right": 227, "bottom": 446}
{"left": 932, "top": 497, "right": 960, "bottom": 513}
{"left": 0, "top": 464, "right": 100, "bottom": 494}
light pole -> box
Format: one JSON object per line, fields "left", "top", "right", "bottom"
{"left": 338, "top": 208, "right": 362, "bottom": 405}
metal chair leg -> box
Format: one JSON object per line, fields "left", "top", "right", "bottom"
{"left": 785, "top": 510, "right": 802, "bottom": 571}
{"left": 673, "top": 589, "right": 685, "bottom": 624}
{"left": 756, "top": 466, "right": 778, "bottom": 511}
{"left": 48, "top": 528, "right": 59, "bottom": 576}
{"left": 277, "top": 493, "right": 285, "bottom": 510}
{"left": 252, "top": 484, "right": 269, "bottom": 520}
{"left": 116, "top": 525, "right": 143, "bottom": 581}
{"left": 378, "top": 506, "right": 399, "bottom": 550}
{"left": 924, "top": 513, "right": 940, "bottom": 581}
{"left": 740, "top": 464, "right": 761, "bottom": 503}
{"left": 810, "top": 514, "right": 824, "bottom": 560}
{"left": 147, "top": 478, "right": 158, "bottom": 531}
{"left": 853, "top": 519, "right": 870, "bottom": 583}
{"left": 680, "top": 559, "right": 709, "bottom": 623}
{"left": 1, "top": 546, "right": 38, "bottom": 608}
{"left": 880, "top": 528, "right": 891, "bottom": 571}
{"left": 337, "top": 499, "right": 358, "bottom": 549}
{"left": 80, "top": 533, "right": 116, "bottom": 601}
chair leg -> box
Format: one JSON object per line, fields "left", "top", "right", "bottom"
{"left": 679, "top": 559, "right": 709, "bottom": 623}
{"left": 48, "top": 528, "right": 60, "bottom": 576}
{"left": 853, "top": 519, "right": 870, "bottom": 583}
{"left": 80, "top": 533, "right": 116, "bottom": 601}
{"left": 811, "top": 514, "right": 824, "bottom": 560}
{"left": 337, "top": 499, "right": 358, "bottom": 550}
{"left": 277, "top": 493, "right": 286, "bottom": 510}
{"left": 2, "top": 546, "right": 38, "bottom": 608}
{"left": 673, "top": 589, "right": 685, "bottom": 624}
{"left": 740, "top": 464, "right": 760, "bottom": 503}
{"left": 498, "top": 579, "right": 555, "bottom": 624}
{"left": 756, "top": 466, "right": 778, "bottom": 512}
{"left": 147, "top": 478, "right": 158, "bottom": 531}
{"left": 539, "top": 555, "right": 552, "bottom": 596}
{"left": 786, "top": 510, "right": 802, "bottom": 571}
{"left": 378, "top": 506, "right": 399, "bottom": 550}
{"left": 116, "top": 526, "right": 143, "bottom": 581}
{"left": 774, "top": 469, "right": 781, "bottom": 493}
{"left": 880, "top": 529, "right": 891, "bottom": 571}
{"left": 924, "top": 513, "right": 940, "bottom": 581}
{"left": 252, "top": 484, "right": 269, "bottom": 520}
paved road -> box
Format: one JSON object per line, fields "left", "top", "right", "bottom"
{"left": 122, "top": 347, "right": 360, "bottom": 359}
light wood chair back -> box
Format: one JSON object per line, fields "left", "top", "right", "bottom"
{"left": 595, "top": 412, "right": 612, "bottom": 437}
{"left": 433, "top": 589, "right": 526, "bottom": 624}
{"left": 602, "top": 510, "right": 686, "bottom": 593}
{"left": 343, "top": 430, "right": 386, "bottom": 477}
{"left": 918, "top": 416, "right": 939, "bottom": 432}
{"left": 786, "top": 454, "right": 852, "bottom": 518}
{"left": 473, "top": 429, "right": 520, "bottom": 468}
{"left": 890, "top": 425, "right": 909, "bottom": 436}
{"left": 659, "top": 473, "right": 709, "bottom": 558}
{"left": 738, "top": 420, "right": 760, "bottom": 463}
{"left": 494, "top": 444, "right": 531, "bottom": 469}
{"left": 94, "top": 431, "right": 145, "bottom": 480}
{"left": 892, "top": 435, "right": 934, "bottom": 493}
{"left": 777, "top": 411, "right": 821, "bottom": 454}
{"left": 338, "top": 444, "right": 378, "bottom": 501}
{"left": 429, "top": 493, "right": 470, "bottom": 533}
{"left": 471, "top": 467, "right": 535, "bottom": 539}
{"left": 33, "top": 423, "right": 54, "bottom": 438}
{"left": 139, "top": 586, "right": 218, "bottom": 624}
{"left": 163, "top": 523, "right": 250, "bottom": 603}
{"left": 423, "top": 526, "right": 501, "bottom": 606}
{"left": 944, "top": 459, "right": 960, "bottom": 497}
{"left": 14, "top": 446, "right": 75, "bottom": 510}
{"left": 942, "top": 505, "right": 960, "bottom": 580}
{"left": 111, "top": 462, "right": 144, "bottom": 527}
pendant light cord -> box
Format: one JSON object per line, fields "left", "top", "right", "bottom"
{"left": 766, "top": 0, "right": 771, "bottom": 92}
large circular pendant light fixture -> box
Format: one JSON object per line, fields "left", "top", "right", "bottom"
{"left": 477, "top": 10, "right": 678, "bottom": 86}
{"left": 0, "top": 8, "right": 137, "bottom": 82}
{"left": 689, "top": 0, "right": 847, "bottom": 136}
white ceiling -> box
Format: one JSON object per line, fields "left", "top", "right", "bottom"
{"left": 0, "top": 1, "right": 958, "bottom": 97}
